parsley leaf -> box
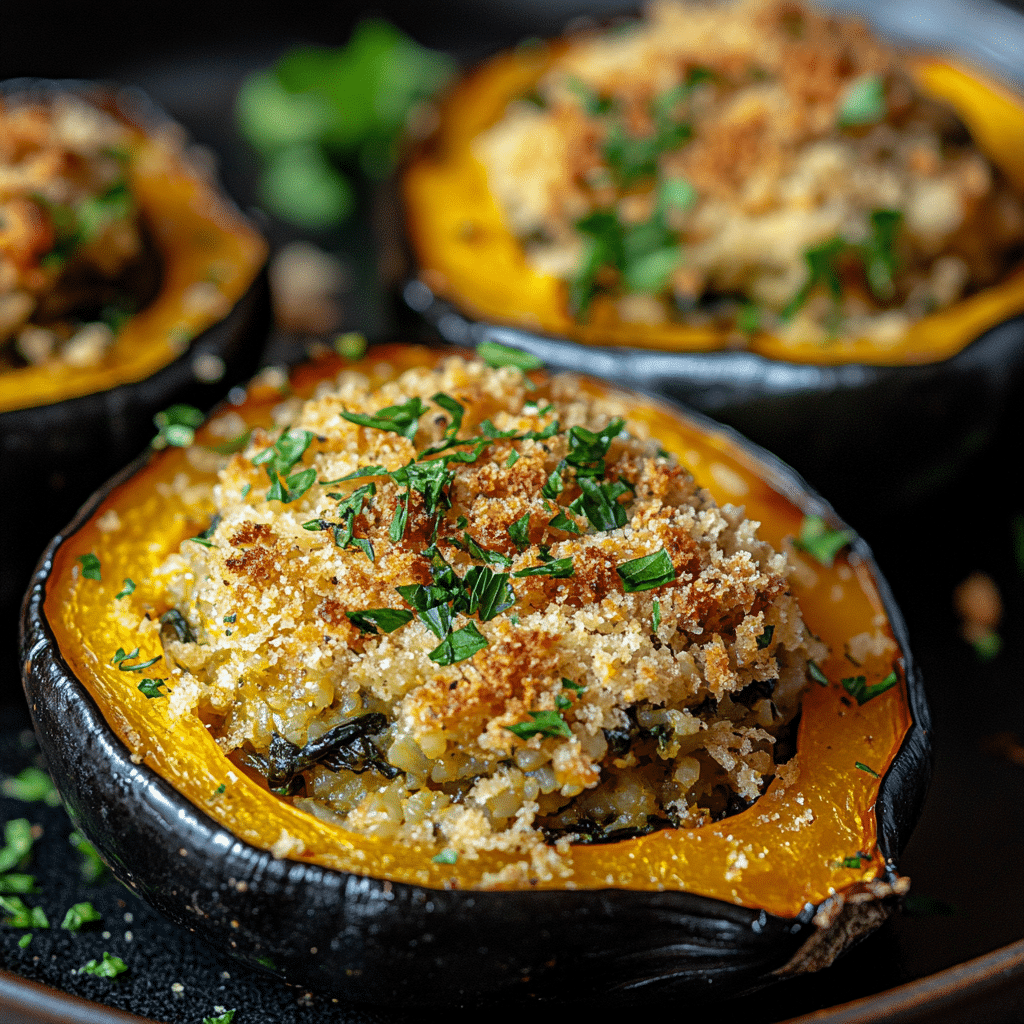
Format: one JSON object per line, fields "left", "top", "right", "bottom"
{"left": 793, "top": 515, "right": 855, "bottom": 567}
{"left": 842, "top": 671, "right": 898, "bottom": 705}
{"left": 431, "top": 848, "right": 458, "bottom": 865}
{"left": 152, "top": 404, "right": 204, "bottom": 449}
{"left": 427, "top": 621, "right": 489, "bottom": 665}
{"left": 345, "top": 608, "right": 415, "bottom": 634}
{"left": 504, "top": 709, "right": 573, "bottom": 740}
{"left": 463, "top": 567, "right": 516, "bottom": 621}
{"left": 77, "top": 952, "right": 128, "bottom": 978}
{"left": 339, "top": 396, "right": 429, "bottom": 441}
{"left": 252, "top": 428, "right": 314, "bottom": 475}
{"left": 616, "top": 548, "right": 675, "bottom": 592}
{"left": 508, "top": 512, "right": 531, "bottom": 551}
{"left": 838, "top": 74, "right": 886, "bottom": 128}
{"left": 61, "top": 901, "right": 102, "bottom": 932}
{"left": 477, "top": 341, "right": 543, "bottom": 371}
{"left": 756, "top": 624, "right": 775, "bottom": 649}
{"left": 115, "top": 578, "right": 136, "bottom": 600}
{"left": 513, "top": 557, "right": 575, "bottom": 579}
{"left": 137, "top": 678, "right": 168, "bottom": 699}
{"left": 77, "top": 554, "right": 101, "bottom": 581}
{"left": 112, "top": 648, "right": 162, "bottom": 673}
{"left": 1, "top": 767, "right": 60, "bottom": 806}
{"left": 855, "top": 761, "right": 880, "bottom": 778}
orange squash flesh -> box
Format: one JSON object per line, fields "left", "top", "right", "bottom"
{"left": 0, "top": 100, "right": 267, "bottom": 415}
{"left": 42, "top": 344, "right": 915, "bottom": 920}
{"left": 403, "top": 46, "right": 1024, "bottom": 367}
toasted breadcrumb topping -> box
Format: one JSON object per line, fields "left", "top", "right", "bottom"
{"left": 473, "top": 0, "right": 1024, "bottom": 346}
{"left": 158, "top": 357, "right": 824, "bottom": 877}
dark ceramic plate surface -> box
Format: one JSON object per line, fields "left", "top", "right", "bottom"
{"left": 1, "top": 1, "right": 1022, "bottom": 1020}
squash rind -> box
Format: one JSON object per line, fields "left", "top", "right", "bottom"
{"left": 19, "top": 348, "right": 930, "bottom": 1005}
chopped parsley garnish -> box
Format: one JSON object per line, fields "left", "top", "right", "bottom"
{"left": 203, "top": 1011, "right": 236, "bottom": 1024}
{"left": 427, "top": 621, "right": 489, "bottom": 666}
{"left": 652, "top": 597, "right": 661, "bottom": 631}
{"left": 838, "top": 851, "right": 873, "bottom": 869}
{"left": 431, "top": 848, "right": 458, "bottom": 865}
{"left": 115, "top": 578, "right": 136, "bottom": 600}
{"left": 855, "top": 761, "right": 880, "bottom": 778}
{"left": 266, "top": 466, "right": 317, "bottom": 503}
{"left": 335, "top": 331, "right": 368, "bottom": 360}
{"left": 0, "top": 819, "right": 35, "bottom": 874}
{"left": 504, "top": 709, "right": 573, "bottom": 740}
{"left": 0, "top": 895, "right": 48, "bottom": 929}
{"left": 77, "top": 952, "right": 128, "bottom": 978}
{"left": 508, "top": 513, "right": 531, "bottom": 551}
{"left": 111, "top": 648, "right": 162, "bottom": 673}
{"left": 137, "top": 678, "right": 168, "bottom": 699}
{"left": 837, "top": 74, "right": 886, "bottom": 128}
{"left": 77, "top": 554, "right": 102, "bottom": 581}
{"left": 512, "top": 557, "right": 575, "bottom": 579}
{"left": 808, "top": 660, "right": 829, "bottom": 686}
{"left": 756, "top": 624, "right": 775, "bottom": 649}
{"left": 570, "top": 476, "right": 629, "bottom": 531}
{"left": 61, "top": 901, "right": 102, "bottom": 932}
{"left": 616, "top": 548, "right": 675, "bottom": 592}
{"left": 548, "top": 510, "right": 581, "bottom": 535}
{"left": 464, "top": 567, "right": 516, "bottom": 621}
{"left": 1, "top": 767, "right": 60, "bottom": 806}
{"left": 842, "top": 671, "right": 898, "bottom": 706}
{"left": 189, "top": 514, "right": 222, "bottom": 548}
{"left": 506, "top": 450, "right": 520, "bottom": 468}
{"left": 793, "top": 515, "right": 854, "bottom": 567}
{"left": 476, "top": 341, "right": 544, "bottom": 371}
{"left": 152, "top": 404, "right": 204, "bottom": 449}
{"left": 340, "top": 396, "right": 429, "bottom": 441}
{"left": 69, "top": 830, "right": 106, "bottom": 883}
{"left": 252, "top": 428, "right": 314, "bottom": 475}
{"left": 345, "top": 608, "right": 415, "bottom": 634}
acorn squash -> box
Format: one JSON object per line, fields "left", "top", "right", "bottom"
{"left": 20, "top": 344, "right": 930, "bottom": 1006}
{"left": 400, "top": 14, "right": 1024, "bottom": 519}
{"left": 0, "top": 78, "right": 269, "bottom": 638}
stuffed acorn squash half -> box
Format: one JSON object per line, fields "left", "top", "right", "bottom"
{"left": 21, "top": 343, "right": 929, "bottom": 1006}
{"left": 0, "top": 79, "right": 269, "bottom": 634}
{"left": 402, "top": 0, "right": 1024, "bottom": 519}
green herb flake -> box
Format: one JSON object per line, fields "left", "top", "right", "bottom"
{"left": 137, "top": 678, "right": 168, "bottom": 699}
{"left": 616, "top": 548, "right": 675, "bottom": 593}
{"left": 0, "top": 873, "right": 37, "bottom": 894}
{"left": 561, "top": 678, "right": 585, "bottom": 695}
{"left": 69, "top": 831, "right": 106, "bottom": 883}
{"left": 756, "top": 624, "right": 775, "bottom": 650}
{"left": 115, "top": 578, "right": 136, "bottom": 600}
{"left": 77, "top": 554, "right": 102, "bottom": 581}
{"left": 214, "top": 783, "right": 226, "bottom": 796}
{"left": 837, "top": 74, "right": 886, "bottom": 128}
{"left": 1, "top": 767, "right": 60, "bottom": 806}
{"left": 427, "top": 622, "right": 489, "bottom": 666}
{"left": 504, "top": 709, "right": 573, "bottom": 740}
{"left": 854, "top": 761, "right": 880, "bottom": 778}
{"left": 838, "top": 851, "right": 873, "bottom": 869}
{"left": 476, "top": 341, "right": 543, "bottom": 371}
{"left": 842, "top": 670, "right": 898, "bottom": 706}
{"left": 0, "top": 819, "right": 34, "bottom": 874}
{"left": 431, "top": 848, "right": 458, "bottom": 865}
{"left": 61, "top": 901, "right": 102, "bottom": 932}
{"left": 334, "top": 331, "right": 368, "bottom": 360}
{"left": 203, "top": 1011, "right": 236, "bottom": 1024}
{"left": 808, "top": 660, "right": 829, "bottom": 686}
{"left": 112, "top": 648, "right": 162, "bottom": 673}
{"left": 736, "top": 301, "right": 761, "bottom": 336}
{"left": 657, "top": 175, "right": 697, "bottom": 214}
{"left": 793, "top": 515, "right": 855, "bottom": 567}
{"left": 508, "top": 512, "right": 531, "bottom": 551}
{"left": 17, "top": 933, "right": 31, "bottom": 948}
{"left": 152, "top": 404, "right": 205, "bottom": 449}
{"left": 339, "top": 396, "right": 429, "bottom": 442}
{"left": 0, "top": 895, "right": 48, "bottom": 929}
{"left": 652, "top": 597, "right": 662, "bottom": 632}
{"left": 77, "top": 952, "right": 128, "bottom": 978}
{"left": 513, "top": 557, "right": 575, "bottom": 579}
{"left": 506, "top": 449, "right": 520, "bottom": 468}
{"left": 346, "top": 608, "right": 415, "bottom": 635}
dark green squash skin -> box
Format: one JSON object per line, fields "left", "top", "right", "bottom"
{"left": 402, "top": 282, "right": 1024, "bottom": 541}
{"left": 0, "top": 78, "right": 271, "bottom": 670}
{"left": 18, "top": 394, "right": 931, "bottom": 1007}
